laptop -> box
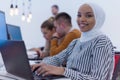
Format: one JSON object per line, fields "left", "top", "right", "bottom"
{"left": 0, "top": 40, "right": 65, "bottom": 80}
{"left": 0, "top": 11, "right": 8, "bottom": 40}
{"left": 7, "top": 24, "right": 23, "bottom": 41}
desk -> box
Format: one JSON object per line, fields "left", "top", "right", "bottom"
{"left": 0, "top": 65, "right": 25, "bottom": 80}
{"left": 0, "top": 71, "right": 25, "bottom": 80}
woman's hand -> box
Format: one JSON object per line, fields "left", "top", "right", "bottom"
{"left": 52, "top": 32, "right": 60, "bottom": 38}
{"left": 31, "top": 63, "right": 41, "bottom": 72}
{"left": 31, "top": 63, "right": 65, "bottom": 76}
{"left": 29, "top": 48, "right": 43, "bottom": 58}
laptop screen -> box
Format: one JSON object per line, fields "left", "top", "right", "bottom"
{"left": 0, "top": 11, "right": 8, "bottom": 40}
{"left": 0, "top": 40, "right": 33, "bottom": 80}
{"left": 7, "top": 24, "right": 22, "bottom": 41}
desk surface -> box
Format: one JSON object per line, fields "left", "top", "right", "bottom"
{"left": 0, "top": 71, "right": 25, "bottom": 80}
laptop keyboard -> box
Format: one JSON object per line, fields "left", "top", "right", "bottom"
{"left": 33, "top": 72, "right": 49, "bottom": 80}
{"left": 33, "top": 72, "right": 66, "bottom": 80}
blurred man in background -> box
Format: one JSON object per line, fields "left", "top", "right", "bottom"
{"left": 51, "top": 4, "right": 59, "bottom": 17}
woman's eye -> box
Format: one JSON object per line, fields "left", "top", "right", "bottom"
{"left": 43, "top": 32, "right": 47, "bottom": 35}
{"left": 77, "top": 14, "right": 81, "bottom": 17}
{"left": 86, "top": 14, "right": 93, "bottom": 18}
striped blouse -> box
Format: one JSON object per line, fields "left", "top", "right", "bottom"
{"left": 42, "top": 35, "right": 114, "bottom": 80}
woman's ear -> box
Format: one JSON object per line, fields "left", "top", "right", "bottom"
{"left": 61, "top": 22, "right": 65, "bottom": 29}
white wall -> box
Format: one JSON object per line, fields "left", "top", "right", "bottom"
{"left": 0, "top": 0, "right": 120, "bottom": 50}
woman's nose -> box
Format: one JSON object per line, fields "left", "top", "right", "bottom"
{"left": 80, "top": 16, "right": 86, "bottom": 22}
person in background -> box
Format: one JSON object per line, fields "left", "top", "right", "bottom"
{"left": 50, "top": 12, "right": 81, "bottom": 56}
{"left": 31, "top": 12, "right": 81, "bottom": 57}
{"left": 51, "top": 4, "right": 59, "bottom": 17}
{"left": 29, "top": 17, "right": 56, "bottom": 58}
{"left": 31, "top": 3, "right": 114, "bottom": 80}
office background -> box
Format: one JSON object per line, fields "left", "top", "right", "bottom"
{"left": 0, "top": 0, "right": 120, "bottom": 50}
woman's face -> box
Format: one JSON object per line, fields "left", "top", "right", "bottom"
{"left": 77, "top": 4, "right": 95, "bottom": 32}
{"left": 41, "top": 28, "right": 55, "bottom": 40}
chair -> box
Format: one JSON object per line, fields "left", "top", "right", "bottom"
{"left": 112, "top": 51, "right": 120, "bottom": 80}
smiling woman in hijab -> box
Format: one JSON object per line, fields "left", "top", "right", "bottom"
{"left": 31, "top": 3, "right": 114, "bottom": 80}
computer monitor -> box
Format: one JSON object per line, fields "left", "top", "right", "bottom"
{"left": 7, "top": 24, "right": 22, "bottom": 41}
{"left": 0, "top": 11, "right": 8, "bottom": 40}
